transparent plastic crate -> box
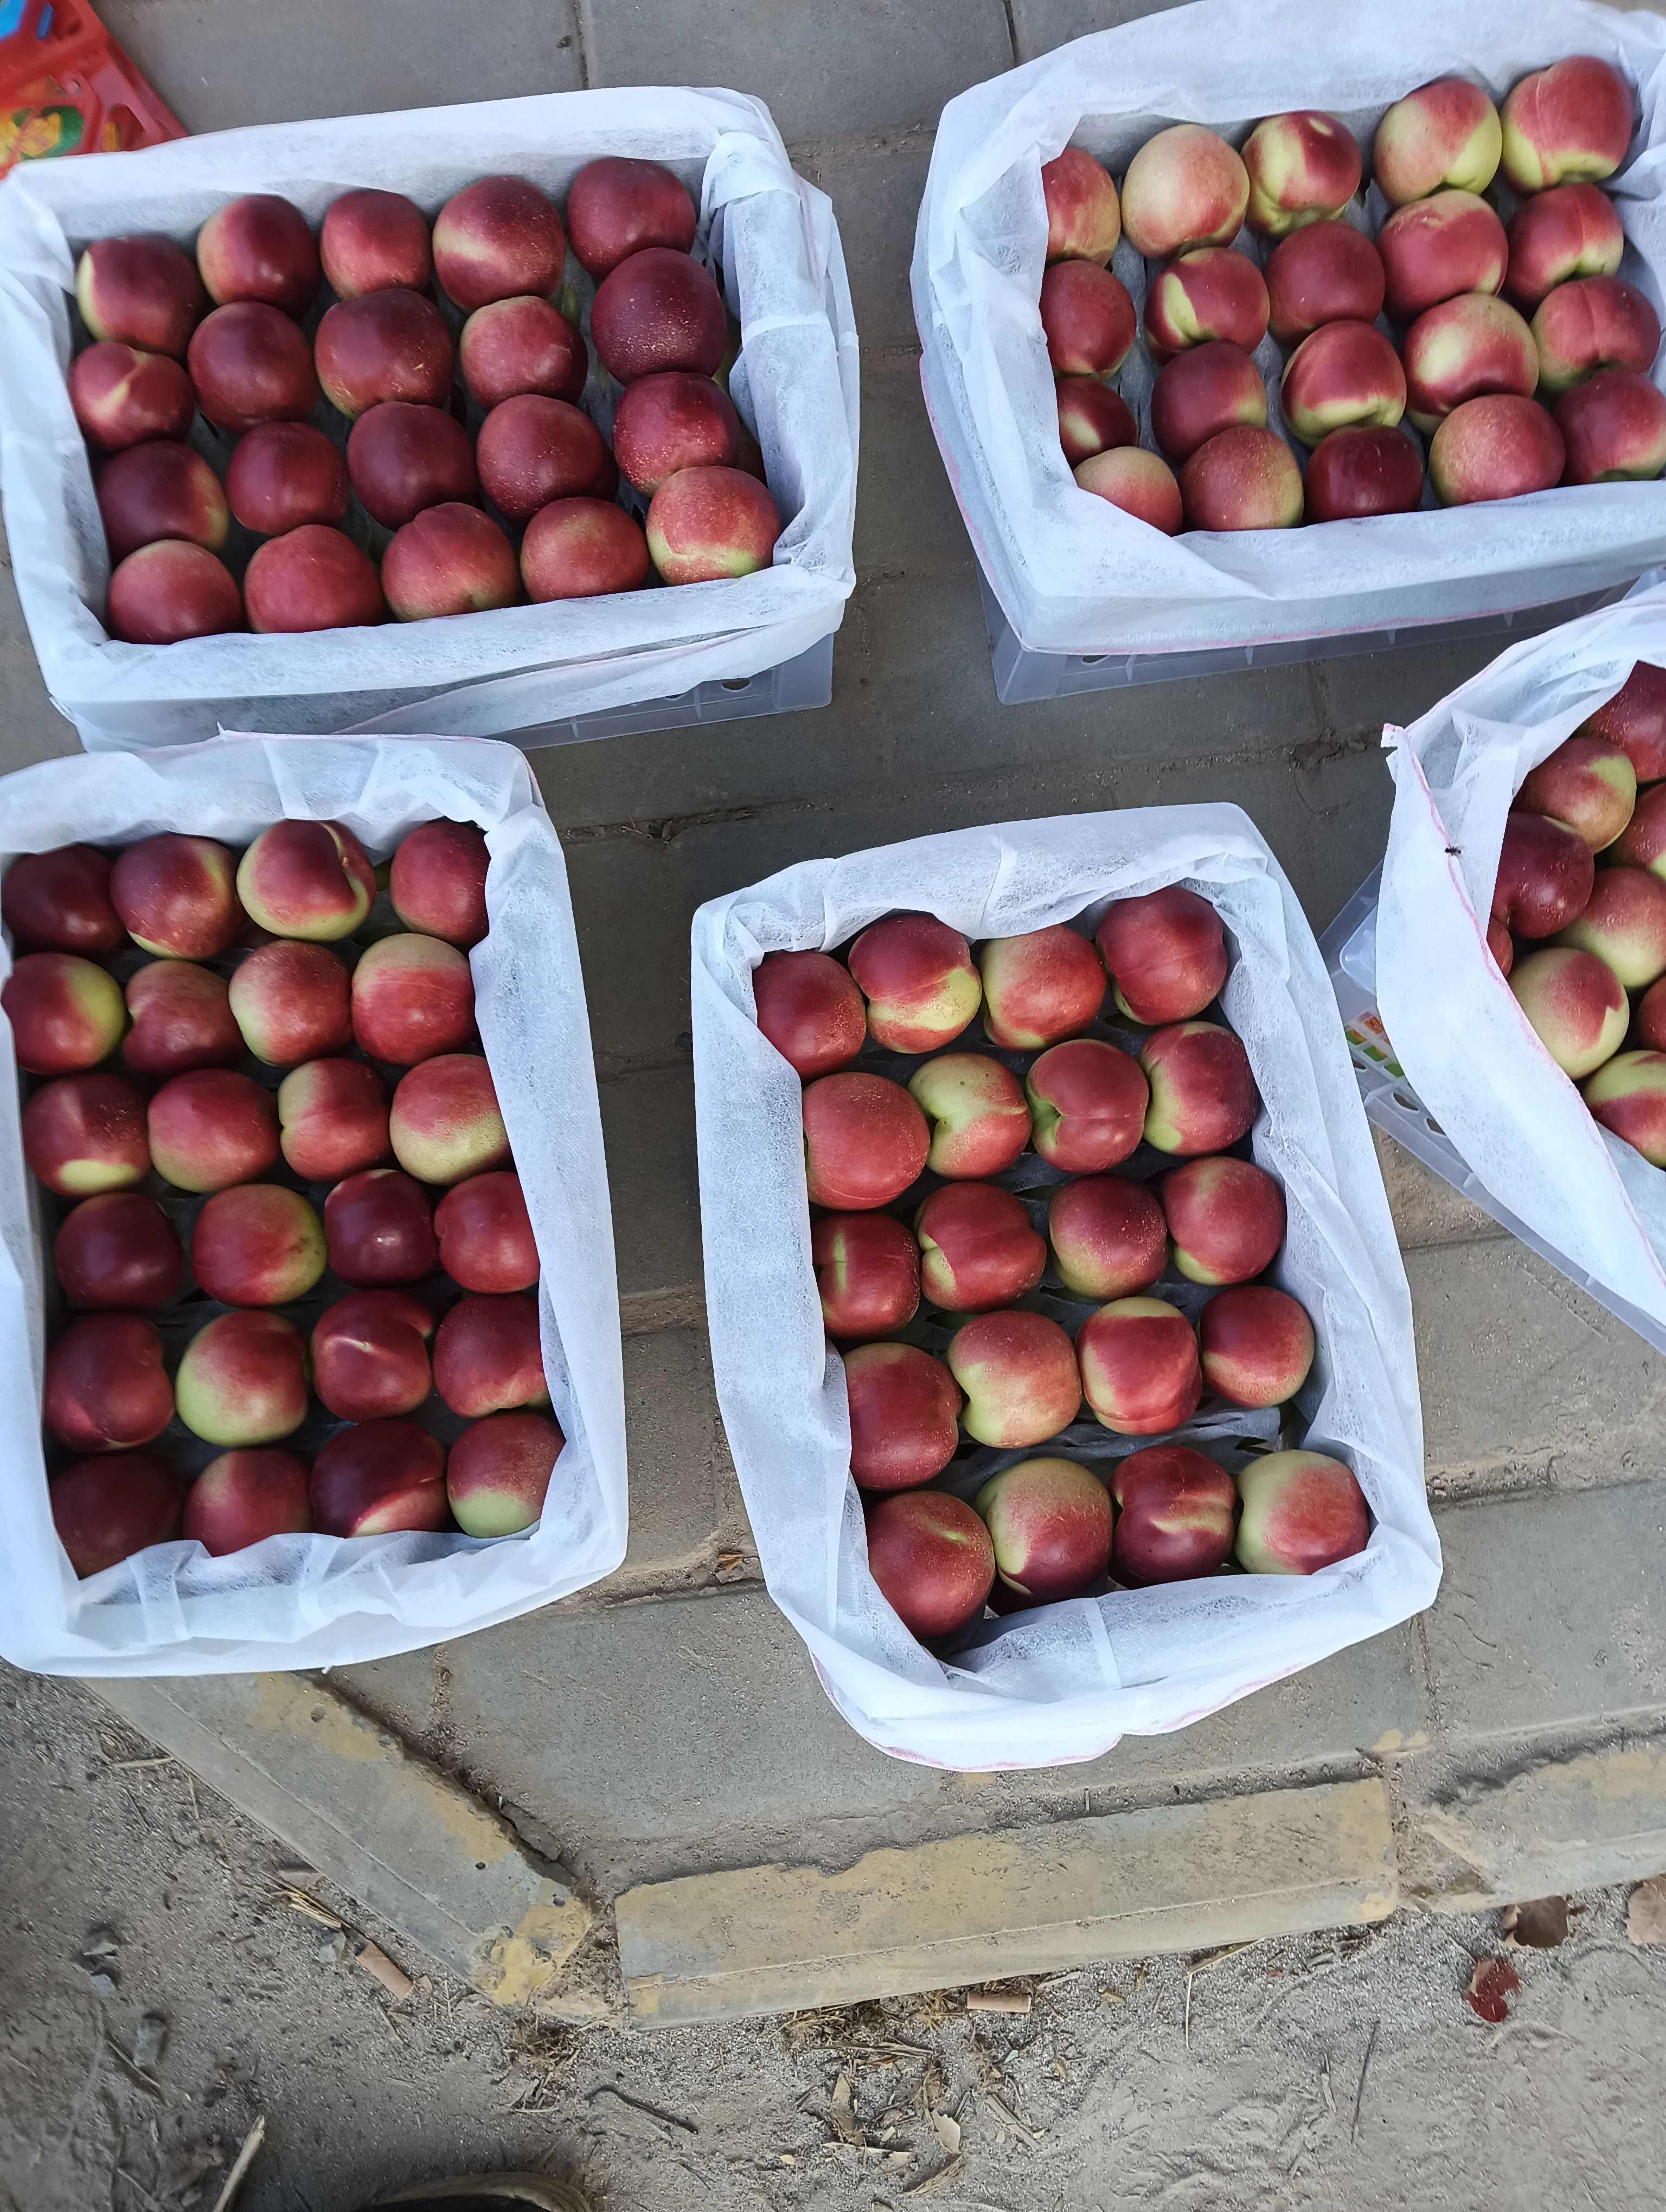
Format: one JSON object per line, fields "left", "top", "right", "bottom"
{"left": 1319, "top": 868, "right": 1666, "bottom": 1358}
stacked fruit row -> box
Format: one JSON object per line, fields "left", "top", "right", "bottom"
{"left": 1489, "top": 658, "right": 1666, "bottom": 1162}
{"left": 72, "top": 158, "right": 781, "bottom": 645}
{"left": 1, "top": 818, "right": 561, "bottom": 1578}
{"left": 753, "top": 896, "right": 1370, "bottom": 1643}
{"left": 1043, "top": 54, "right": 1663, "bottom": 534}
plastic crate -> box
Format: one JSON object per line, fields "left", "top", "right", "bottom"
{"left": 1319, "top": 868, "right": 1666, "bottom": 1357}
{"left": 978, "top": 569, "right": 1625, "bottom": 705}
{"left": 0, "top": 0, "right": 182, "bottom": 175}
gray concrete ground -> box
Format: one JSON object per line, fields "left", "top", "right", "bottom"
{"left": 4, "top": 0, "right": 1666, "bottom": 2203}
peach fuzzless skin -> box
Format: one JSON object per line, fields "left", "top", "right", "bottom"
{"left": 812, "top": 1213, "right": 921, "bottom": 1341}
{"left": 1615, "top": 782, "right": 1666, "bottom": 874}
{"left": 146, "top": 1068, "right": 279, "bottom": 1193}
{"left": 1234, "top": 1450, "right": 1369, "bottom": 1575}
{"left": 1024, "top": 1038, "right": 1147, "bottom": 1172}
{"left": 52, "top": 1452, "right": 185, "bottom": 1578}
{"left": 175, "top": 1309, "right": 309, "bottom": 1448}
{"left": 346, "top": 402, "right": 479, "bottom": 531}
{"left": 1281, "top": 321, "right": 1406, "bottom": 446}
{"left": 1401, "top": 294, "right": 1538, "bottom": 434}
{"left": 229, "top": 941, "right": 353, "bottom": 1067}
{"left": 187, "top": 302, "right": 318, "bottom": 434}
{"left": 351, "top": 933, "right": 476, "bottom": 1065}
{"left": 1161, "top": 1154, "right": 1286, "bottom": 1284}
{"left": 277, "top": 1058, "right": 389, "bottom": 1182}
{"left": 432, "top": 1292, "right": 549, "bottom": 1419}
{"left": 1372, "top": 78, "right": 1502, "bottom": 207}
{"left": 646, "top": 465, "right": 781, "bottom": 586}
{"left": 1503, "top": 184, "right": 1625, "bottom": 313}
{"left": 434, "top": 1171, "right": 539, "bottom": 1294}
{"left": 324, "top": 1168, "right": 439, "bottom": 1288}
{"left": 753, "top": 949, "right": 867, "bottom": 1077}
{"left": 1556, "top": 866, "right": 1666, "bottom": 991}
{"left": 459, "top": 296, "right": 588, "bottom": 411}
{"left": 1144, "top": 249, "right": 1269, "bottom": 363}
{"left": 843, "top": 1341, "right": 962, "bottom": 1491}
{"left": 848, "top": 914, "right": 981, "bottom": 1052}
{"left": 71, "top": 343, "right": 196, "bottom": 453}
{"left": 1264, "top": 221, "right": 1385, "bottom": 348}
{"left": 1077, "top": 1295, "right": 1202, "bottom": 1436}
{"left": 383, "top": 505, "right": 521, "bottom": 623}
{"left": 1488, "top": 918, "right": 1516, "bottom": 978}
{"left": 1516, "top": 734, "right": 1637, "bottom": 852}
{"left": 447, "top": 1411, "right": 565, "bottom": 1536}
{"left": 565, "top": 157, "right": 698, "bottom": 281}
{"left": 3, "top": 844, "right": 124, "bottom": 956}
{"left": 1584, "top": 663, "right": 1666, "bottom": 785}
{"left": 311, "top": 1289, "right": 435, "bottom": 1421}
{"left": 244, "top": 524, "right": 387, "bottom": 634}
{"left": 227, "top": 424, "right": 350, "bottom": 537}
{"left": 1241, "top": 111, "right": 1361, "bottom": 239}
{"left": 319, "top": 189, "right": 433, "bottom": 300}
{"left": 522, "top": 498, "right": 652, "bottom": 604}
{"left": 1199, "top": 1284, "right": 1316, "bottom": 1407}
{"left": 23, "top": 1071, "right": 151, "bottom": 1196}
{"left": 98, "top": 441, "right": 229, "bottom": 562}
{"left": 1378, "top": 192, "right": 1507, "bottom": 324}
{"left": 591, "top": 248, "right": 727, "bottom": 383}
{"left": 390, "top": 820, "right": 490, "bottom": 947}
{"left": 1308, "top": 425, "right": 1426, "bottom": 523}
{"left": 192, "top": 1184, "right": 326, "bottom": 1306}
{"left": 978, "top": 925, "right": 1105, "bottom": 1050}
{"left": 1074, "top": 448, "right": 1184, "bottom": 535}
{"left": 236, "top": 819, "right": 374, "bottom": 942}
{"left": 1584, "top": 1050, "right": 1666, "bottom": 1165}
{"left": 1038, "top": 261, "right": 1136, "bottom": 378}
{"left": 612, "top": 373, "right": 741, "bottom": 495}
{"left": 432, "top": 176, "right": 566, "bottom": 313}
{"left": 1041, "top": 148, "right": 1122, "bottom": 264}
{"left": 1120, "top": 125, "right": 1249, "bottom": 260}
{"left": 1139, "top": 1019, "right": 1260, "bottom": 1154}
{"left": 1640, "top": 976, "right": 1666, "bottom": 1046}
{"left": 389, "top": 1053, "right": 510, "bottom": 1185}
{"left": 1047, "top": 1174, "right": 1168, "bottom": 1301}
{"left": 1110, "top": 1443, "right": 1237, "bottom": 1585}
{"left": 1, "top": 953, "right": 126, "bottom": 1075}
{"left": 948, "top": 1309, "right": 1081, "bottom": 1449}
{"left": 1532, "top": 276, "right": 1661, "bottom": 395}
{"left": 1151, "top": 341, "right": 1265, "bottom": 464}
{"left": 1500, "top": 55, "right": 1633, "bottom": 196}
{"left": 55, "top": 1192, "right": 185, "bottom": 1310}
{"left": 1097, "top": 885, "right": 1227, "bottom": 1026}
{"left": 864, "top": 1489, "right": 995, "bottom": 1641}
{"left": 44, "top": 1313, "right": 173, "bottom": 1454}
{"left": 1491, "top": 811, "right": 1593, "bottom": 938}
{"left": 76, "top": 236, "right": 207, "bottom": 360}
{"left": 975, "top": 1456, "right": 1113, "bottom": 1602}
{"left": 196, "top": 194, "right": 319, "bottom": 316}
{"left": 310, "top": 1419, "right": 450, "bottom": 1538}
{"left": 315, "top": 290, "right": 455, "bottom": 420}
{"left": 908, "top": 1052, "right": 1031, "bottom": 1178}
{"left": 184, "top": 1449, "right": 313, "bottom": 1556}
{"left": 914, "top": 1181, "right": 1047, "bottom": 1313}
{"left": 111, "top": 833, "right": 240, "bottom": 960}
{"left": 1428, "top": 394, "right": 1565, "bottom": 506}
{"left": 1180, "top": 426, "right": 1303, "bottom": 531}
{"left": 108, "top": 542, "right": 244, "bottom": 646}
{"left": 1557, "top": 370, "right": 1666, "bottom": 486}
{"left": 1058, "top": 380, "right": 1137, "bottom": 467}
{"left": 802, "top": 1071, "right": 930, "bottom": 1210}
{"left": 1510, "top": 946, "right": 1628, "bottom": 1078}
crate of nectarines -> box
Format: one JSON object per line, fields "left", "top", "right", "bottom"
{"left": 690, "top": 809, "right": 1439, "bottom": 1770}
{"left": 0, "top": 86, "right": 856, "bottom": 748}
{"left": 0, "top": 733, "right": 626, "bottom": 1676}
{"left": 913, "top": 0, "right": 1666, "bottom": 672}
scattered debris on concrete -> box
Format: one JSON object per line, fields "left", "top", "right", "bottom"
{"left": 207, "top": 2115, "right": 265, "bottom": 2212}
{"left": 1502, "top": 1897, "right": 1569, "bottom": 1949}
{"left": 1629, "top": 1875, "right": 1666, "bottom": 1947}
{"left": 131, "top": 2014, "right": 168, "bottom": 2072}
{"left": 1465, "top": 1957, "right": 1521, "bottom": 2023}
{"left": 357, "top": 1942, "right": 415, "bottom": 2002}
{"left": 965, "top": 1984, "right": 1031, "bottom": 2016}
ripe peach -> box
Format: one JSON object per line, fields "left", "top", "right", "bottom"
{"left": 434, "top": 1169, "right": 537, "bottom": 1294}
{"left": 1235, "top": 1449, "right": 1368, "bottom": 1573}
{"left": 1500, "top": 55, "right": 1633, "bottom": 195}
{"left": 3, "top": 952, "right": 125, "bottom": 1073}
{"left": 1042, "top": 147, "right": 1121, "bottom": 263}
{"left": 1557, "top": 370, "right": 1666, "bottom": 485}
{"left": 914, "top": 1181, "right": 1046, "bottom": 1312}
{"left": 1242, "top": 111, "right": 1361, "bottom": 239}
{"left": 351, "top": 933, "right": 475, "bottom": 1065}
{"left": 107, "top": 542, "right": 242, "bottom": 644}
{"left": 311, "top": 1419, "right": 449, "bottom": 1538}
{"left": 1180, "top": 425, "right": 1303, "bottom": 529}
{"left": 1488, "top": 917, "right": 1515, "bottom": 978}
{"left": 348, "top": 401, "right": 478, "bottom": 529}
{"left": 311, "top": 1288, "right": 435, "bottom": 1420}
{"left": 848, "top": 914, "right": 980, "bottom": 1052}
{"left": 388, "top": 821, "right": 490, "bottom": 948}
{"left": 315, "top": 288, "right": 456, "bottom": 419}
{"left": 147, "top": 1067, "right": 279, "bottom": 1192}
{"left": 864, "top": 1488, "right": 994, "bottom": 1638}
{"left": 1039, "top": 260, "right": 1136, "bottom": 378}
{"left": 1140, "top": 1020, "right": 1259, "bottom": 1154}
{"left": 978, "top": 925, "right": 1104, "bottom": 1049}
{"left": 320, "top": 188, "right": 432, "bottom": 300}
{"left": 1557, "top": 865, "right": 1666, "bottom": 988}
{"left": 197, "top": 195, "right": 318, "bottom": 317}
{"left": 1111, "top": 1442, "right": 1236, "bottom": 1585}
{"left": 229, "top": 940, "right": 353, "bottom": 1065}
{"left": 812, "top": 1214, "right": 920, "bottom": 1341}
{"left": 226, "top": 421, "right": 349, "bottom": 536}
{"left": 52, "top": 1452, "right": 185, "bottom": 1577}
{"left": 612, "top": 373, "right": 740, "bottom": 497}
{"left": 325, "top": 1166, "right": 438, "bottom": 1286}
{"left": 1491, "top": 810, "right": 1594, "bottom": 938}
{"left": 1282, "top": 320, "right": 1406, "bottom": 445}
{"left": 112, "top": 833, "right": 239, "bottom": 960}
{"left": 277, "top": 1056, "right": 389, "bottom": 1181}
{"left": 1144, "top": 248, "right": 1269, "bottom": 362}
{"left": 383, "top": 505, "right": 521, "bottom": 622}
{"left": 447, "top": 1411, "right": 563, "bottom": 1535}
{"left": 388, "top": 1053, "right": 510, "bottom": 1184}
{"left": 1584, "top": 1049, "right": 1666, "bottom": 1164}
{"left": 1120, "top": 125, "right": 1249, "bottom": 259}
{"left": 566, "top": 157, "right": 698, "bottom": 280}
{"left": 947, "top": 1309, "right": 1081, "bottom": 1448}
{"left": 433, "top": 176, "right": 566, "bottom": 312}
{"left": 753, "top": 949, "right": 865, "bottom": 1077}
{"left": 1161, "top": 1154, "right": 1285, "bottom": 1284}
{"left": 1428, "top": 394, "right": 1565, "bottom": 505}
{"left": 76, "top": 236, "right": 207, "bottom": 359}
{"left": 44, "top": 1313, "right": 173, "bottom": 1454}
{"left": 908, "top": 1052, "right": 1031, "bottom": 1178}
{"left": 1504, "top": 183, "right": 1625, "bottom": 313}
{"left": 1264, "top": 221, "right": 1385, "bottom": 346}
{"left": 645, "top": 465, "right": 781, "bottom": 584}
{"left": 844, "top": 1340, "right": 962, "bottom": 1491}
{"left": 1151, "top": 340, "right": 1265, "bottom": 461}
{"left": 1402, "top": 293, "right": 1538, "bottom": 432}
{"left": 1517, "top": 734, "right": 1637, "bottom": 851}
{"left": 521, "top": 498, "right": 651, "bottom": 601}
{"left": 459, "top": 296, "right": 587, "bottom": 411}
{"left": 176, "top": 1309, "right": 309, "bottom": 1446}
{"left": 1373, "top": 78, "right": 1502, "bottom": 206}
{"left": 1097, "top": 885, "right": 1226, "bottom": 1025}
{"left": 1379, "top": 191, "right": 1507, "bottom": 323}
{"left": 1024, "top": 1038, "right": 1146, "bottom": 1172}
{"left": 433, "top": 1291, "right": 548, "bottom": 1418}
{"left": 187, "top": 302, "right": 317, "bottom": 433}
{"left": 476, "top": 394, "right": 610, "bottom": 524}
{"left": 184, "top": 1448, "right": 312, "bottom": 1555}
{"left": 236, "top": 820, "right": 375, "bottom": 941}
{"left": 54, "top": 1191, "right": 184, "bottom": 1309}
{"left": 70, "top": 342, "right": 196, "bottom": 452}
{"left": 591, "top": 247, "right": 727, "bottom": 383}
{"left": 1305, "top": 425, "right": 1425, "bottom": 522}
{"left": 1074, "top": 447, "right": 1184, "bottom": 533}
{"left": 1077, "top": 1295, "right": 1202, "bottom": 1435}
{"left": 1509, "top": 945, "right": 1627, "bottom": 1077}
{"left": 1200, "top": 1284, "right": 1314, "bottom": 1406}
{"left": 3, "top": 845, "right": 123, "bottom": 956}
{"left": 1614, "top": 781, "right": 1666, "bottom": 873}
{"left": 1533, "top": 275, "right": 1659, "bottom": 394}
{"left": 22, "top": 1071, "right": 150, "bottom": 1195}
{"left": 1047, "top": 1175, "right": 1167, "bottom": 1300}
{"left": 1056, "top": 378, "right": 1137, "bottom": 466}
{"left": 976, "top": 1455, "right": 1112, "bottom": 1603}
{"left": 244, "top": 525, "right": 385, "bottom": 633}
{"left": 802, "top": 1071, "right": 929, "bottom": 1210}
{"left": 97, "top": 441, "right": 228, "bottom": 562}
{"left": 192, "top": 1182, "right": 326, "bottom": 1305}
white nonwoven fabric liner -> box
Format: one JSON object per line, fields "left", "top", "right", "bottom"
{"left": 913, "top": 0, "right": 1666, "bottom": 661}
{"left": 0, "top": 87, "right": 859, "bottom": 751}
{"left": 690, "top": 808, "right": 1437, "bottom": 1771}
{"left": 1376, "top": 570, "right": 1666, "bottom": 1335}
{"left": 0, "top": 734, "right": 627, "bottom": 1676}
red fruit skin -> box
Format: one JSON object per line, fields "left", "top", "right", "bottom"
{"left": 22, "top": 1071, "right": 151, "bottom": 1196}
{"left": 864, "top": 1488, "right": 995, "bottom": 1638}
{"left": 183, "top": 1448, "right": 313, "bottom": 1555}
{"left": 590, "top": 247, "right": 727, "bottom": 382}
{"left": 310, "top": 1418, "right": 450, "bottom": 1538}
{"left": 3, "top": 846, "right": 124, "bottom": 955}
{"left": 433, "top": 1171, "right": 539, "bottom": 1294}
{"left": 311, "top": 1289, "right": 435, "bottom": 1421}
{"left": 753, "top": 950, "right": 866, "bottom": 1077}
{"left": 44, "top": 1314, "right": 174, "bottom": 1453}
{"left": 55, "top": 1193, "right": 185, "bottom": 1310}
{"left": 844, "top": 1341, "right": 963, "bottom": 1493}
{"left": 51, "top": 1451, "right": 185, "bottom": 1577}
{"left": 389, "top": 821, "right": 491, "bottom": 949}
{"left": 1111, "top": 1443, "right": 1237, "bottom": 1585}
{"left": 124, "top": 961, "right": 242, "bottom": 1077}
{"left": 324, "top": 1168, "right": 439, "bottom": 1288}
{"left": 812, "top": 1213, "right": 921, "bottom": 1340}
{"left": 1491, "top": 811, "right": 1597, "bottom": 939}
{"left": 566, "top": 157, "right": 699, "bottom": 280}
{"left": 433, "top": 176, "right": 567, "bottom": 313}
{"left": 432, "top": 1292, "right": 548, "bottom": 1418}
{"left": 1097, "top": 885, "right": 1228, "bottom": 1026}
{"left": 802, "top": 1072, "right": 931, "bottom": 1211}
{"left": 1582, "top": 663, "right": 1666, "bottom": 783}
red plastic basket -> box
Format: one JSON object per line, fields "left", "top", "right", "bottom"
{"left": 1, "top": 0, "right": 183, "bottom": 176}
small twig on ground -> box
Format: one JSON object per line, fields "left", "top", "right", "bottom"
{"left": 209, "top": 2116, "right": 266, "bottom": 2212}
{"left": 966, "top": 1986, "right": 1031, "bottom": 2016}
{"left": 904, "top": 2156, "right": 964, "bottom": 2196}
{"left": 587, "top": 2082, "right": 697, "bottom": 2136}
{"left": 1351, "top": 2019, "right": 1381, "bottom": 2144}
{"left": 107, "top": 1756, "right": 175, "bottom": 1772}
{"left": 356, "top": 1943, "right": 414, "bottom": 2002}
{"left": 985, "top": 2093, "right": 1042, "bottom": 2144}
{"left": 116, "top": 2169, "right": 163, "bottom": 2209}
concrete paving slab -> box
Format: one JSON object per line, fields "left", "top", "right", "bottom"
{"left": 1412, "top": 1738, "right": 1666, "bottom": 1911}
{"left": 0, "top": 539, "right": 74, "bottom": 770}
{"left": 615, "top": 1327, "right": 745, "bottom": 1585}
{"left": 792, "top": 136, "right": 932, "bottom": 354}
{"left": 600, "top": 1065, "right": 704, "bottom": 1315}
{"left": 1372, "top": 1128, "right": 1505, "bottom": 1251}
{"left": 581, "top": 0, "right": 1014, "bottom": 142}
{"left": 854, "top": 361, "right": 982, "bottom": 577}
{"left": 98, "top": 0, "right": 582, "bottom": 131}
{"left": 1426, "top": 1480, "right": 1666, "bottom": 1743}
{"left": 1011, "top": 0, "right": 1190, "bottom": 61}
{"left": 617, "top": 1775, "right": 1398, "bottom": 2024}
